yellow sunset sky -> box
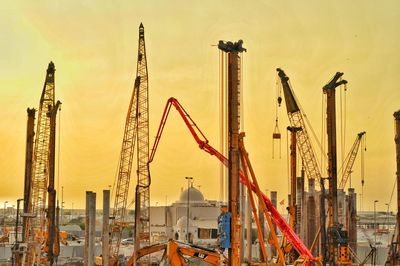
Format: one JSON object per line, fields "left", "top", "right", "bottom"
{"left": 0, "top": 1, "right": 399, "bottom": 212}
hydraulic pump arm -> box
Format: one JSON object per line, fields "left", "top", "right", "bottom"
{"left": 149, "top": 97, "right": 318, "bottom": 264}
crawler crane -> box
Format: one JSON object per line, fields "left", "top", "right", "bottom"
{"left": 276, "top": 68, "right": 322, "bottom": 184}
{"left": 277, "top": 68, "right": 323, "bottom": 252}
{"left": 23, "top": 62, "right": 61, "bottom": 265}
{"left": 109, "top": 23, "right": 150, "bottom": 265}
{"left": 338, "top": 131, "right": 366, "bottom": 190}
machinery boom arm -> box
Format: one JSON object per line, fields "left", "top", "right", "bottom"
{"left": 150, "top": 97, "right": 316, "bottom": 262}
{"left": 277, "top": 68, "right": 322, "bottom": 183}
{"left": 339, "top": 131, "right": 366, "bottom": 189}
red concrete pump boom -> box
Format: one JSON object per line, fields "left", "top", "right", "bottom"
{"left": 149, "top": 97, "right": 317, "bottom": 264}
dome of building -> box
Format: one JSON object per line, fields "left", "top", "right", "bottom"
{"left": 179, "top": 186, "right": 205, "bottom": 203}
{"left": 176, "top": 216, "right": 192, "bottom": 227}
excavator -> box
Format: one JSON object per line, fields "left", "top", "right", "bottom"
{"left": 126, "top": 239, "right": 227, "bottom": 266}
{"left": 128, "top": 97, "right": 322, "bottom": 266}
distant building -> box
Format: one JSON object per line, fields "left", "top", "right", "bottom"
{"left": 150, "top": 185, "right": 221, "bottom": 247}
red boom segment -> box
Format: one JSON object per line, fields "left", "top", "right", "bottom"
{"left": 150, "top": 97, "right": 316, "bottom": 263}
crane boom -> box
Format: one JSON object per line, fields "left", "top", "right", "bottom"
{"left": 276, "top": 68, "right": 322, "bottom": 183}
{"left": 339, "top": 131, "right": 366, "bottom": 189}
{"left": 25, "top": 62, "right": 60, "bottom": 265}
{"left": 110, "top": 62, "right": 139, "bottom": 260}
{"left": 110, "top": 23, "right": 150, "bottom": 262}
{"left": 134, "top": 22, "right": 151, "bottom": 258}
{"left": 149, "top": 97, "right": 317, "bottom": 264}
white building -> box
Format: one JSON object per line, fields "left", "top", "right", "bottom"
{"left": 150, "top": 186, "right": 221, "bottom": 248}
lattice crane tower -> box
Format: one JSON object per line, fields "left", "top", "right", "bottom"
{"left": 110, "top": 23, "right": 150, "bottom": 263}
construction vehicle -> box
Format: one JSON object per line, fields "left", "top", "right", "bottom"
{"left": 126, "top": 239, "right": 227, "bottom": 266}
{"left": 22, "top": 62, "right": 61, "bottom": 265}
{"left": 277, "top": 69, "right": 364, "bottom": 265}
{"left": 276, "top": 68, "right": 322, "bottom": 184}
{"left": 277, "top": 68, "right": 325, "bottom": 256}
{"left": 109, "top": 23, "right": 150, "bottom": 265}
{"left": 338, "top": 132, "right": 366, "bottom": 190}
{"left": 148, "top": 97, "right": 321, "bottom": 266}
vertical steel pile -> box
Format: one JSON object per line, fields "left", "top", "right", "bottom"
{"left": 218, "top": 40, "right": 246, "bottom": 265}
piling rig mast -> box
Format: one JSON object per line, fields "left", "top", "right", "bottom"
{"left": 288, "top": 126, "right": 302, "bottom": 231}
{"left": 218, "top": 39, "right": 246, "bottom": 265}
{"left": 387, "top": 110, "right": 400, "bottom": 265}
{"left": 110, "top": 23, "right": 150, "bottom": 264}
{"left": 24, "top": 62, "right": 61, "bottom": 265}
{"left": 23, "top": 108, "right": 36, "bottom": 242}
{"left": 323, "top": 72, "right": 348, "bottom": 266}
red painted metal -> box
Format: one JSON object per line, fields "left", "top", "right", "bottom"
{"left": 150, "top": 97, "right": 316, "bottom": 263}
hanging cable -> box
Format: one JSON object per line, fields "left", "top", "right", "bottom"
{"left": 378, "top": 176, "right": 396, "bottom": 245}
{"left": 360, "top": 132, "right": 365, "bottom": 211}
{"left": 321, "top": 92, "right": 326, "bottom": 178}
{"left": 272, "top": 72, "right": 282, "bottom": 159}
{"left": 57, "top": 106, "right": 61, "bottom": 203}
{"left": 219, "top": 50, "right": 224, "bottom": 202}
{"left": 225, "top": 53, "right": 229, "bottom": 203}
{"left": 286, "top": 129, "right": 290, "bottom": 195}
{"left": 240, "top": 53, "right": 244, "bottom": 131}
{"left": 340, "top": 81, "right": 344, "bottom": 183}
{"left": 289, "top": 80, "right": 327, "bottom": 163}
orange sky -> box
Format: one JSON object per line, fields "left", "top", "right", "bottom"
{"left": 1, "top": 1, "right": 399, "bottom": 212}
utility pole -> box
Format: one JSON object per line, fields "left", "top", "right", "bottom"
{"left": 185, "top": 177, "right": 193, "bottom": 243}
{"left": 218, "top": 39, "right": 246, "bottom": 266}
{"left": 374, "top": 200, "right": 379, "bottom": 248}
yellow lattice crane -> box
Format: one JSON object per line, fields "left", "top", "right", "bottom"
{"left": 109, "top": 23, "right": 150, "bottom": 265}
{"left": 23, "top": 62, "right": 61, "bottom": 265}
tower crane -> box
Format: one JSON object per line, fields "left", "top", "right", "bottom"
{"left": 23, "top": 62, "right": 61, "bottom": 265}
{"left": 147, "top": 97, "right": 321, "bottom": 266}
{"left": 109, "top": 23, "right": 150, "bottom": 264}
{"left": 338, "top": 131, "right": 366, "bottom": 190}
